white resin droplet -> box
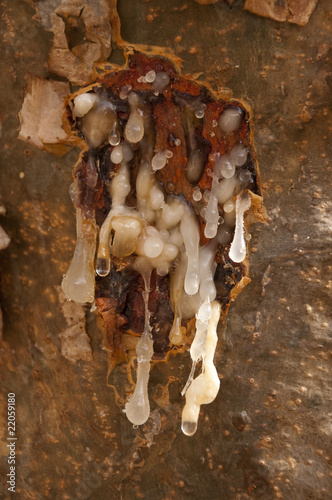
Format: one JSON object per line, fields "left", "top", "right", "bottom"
{"left": 163, "top": 243, "right": 178, "bottom": 261}
{"left": 125, "top": 110, "right": 144, "bottom": 143}
{"left": 216, "top": 154, "right": 235, "bottom": 179}
{"left": 73, "top": 93, "right": 97, "bottom": 118}
{"left": 128, "top": 92, "right": 139, "bottom": 106}
{"left": 149, "top": 186, "right": 164, "bottom": 210}
{"left": 145, "top": 226, "right": 159, "bottom": 237}
{"left": 161, "top": 200, "right": 184, "bottom": 229}
{"left": 204, "top": 172, "right": 220, "bottom": 238}
{"left": 111, "top": 145, "right": 123, "bottom": 164}
{"left": 229, "top": 192, "right": 251, "bottom": 263}
{"left": 111, "top": 217, "right": 142, "bottom": 258}
{"left": 223, "top": 199, "right": 234, "bottom": 213}
{"left": 81, "top": 98, "right": 117, "bottom": 149}
{"left": 122, "top": 142, "right": 134, "bottom": 162}
{"left": 180, "top": 210, "right": 200, "bottom": 296}
{"left": 110, "top": 163, "right": 131, "bottom": 207}
{"left": 153, "top": 72, "right": 170, "bottom": 93}
{"left": 219, "top": 107, "right": 243, "bottom": 133}
{"left": 230, "top": 143, "right": 248, "bottom": 166}
{"left": 151, "top": 151, "right": 167, "bottom": 171}
{"left": 181, "top": 420, "right": 198, "bottom": 437}
{"left": 197, "top": 300, "right": 212, "bottom": 322}
{"left": 204, "top": 222, "right": 218, "bottom": 239}
{"left": 169, "top": 316, "right": 184, "bottom": 346}
{"left": 204, "top": 195, "right": 219, "bottom": 223}
{"left": 168, "top": 226, "right": 183, "bottom": 247}
{"left": 193, "top": 188, "right": 202, "bottom": 201}
{"left": 239, "top": 169, "right": 252, "bottom": 183}
{"left": 145, "top": 70, "right": 156, "bottom": 83}
{"left": 157, "top": 263, "right": 169, "bottom": 276}
{"left": 109, "top": 129, "right": 120, "bottom": 146}
{"left": 136, "top": 162, "right": 153, "bottom": 203}
{"left": 195, "top": 104, "right": 206, "bottom": 119}
{"left": 119, "top": 84, "right": 132, "bottom": 100}
{"left": 203, "top": 190, "right": 210, "bottom": 202}
{"left": 96, "top": 257, "right": 110, "bottom": 277}
{"left": 199, "top": 240, "right": 218, "bottom": 303}
{"left": 143, "top": 237, "right": 164, "bottom": 258}
{"left": 124, "top": 93, "right": 144, "bottom": 144}
{"left": 159, "top": 229, "right": 169, "bottom": 241}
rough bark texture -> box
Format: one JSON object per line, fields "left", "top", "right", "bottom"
{"left": 25, "top": 0, "right": 114, "bottom": 85}
{"left": 57, "top": 287, "right": 93, "bottom": 363}
{"left": 18, "top": 75, "right": 71, "bottom": 154}
{"left": 0, "top": 0, "right": 331, "bottom": 499}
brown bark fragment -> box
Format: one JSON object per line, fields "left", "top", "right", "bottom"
{"left": 25, "top": 0, "right": 113, "bottom": 85}
{"left": 244, "top": 0, "right": 319, "bottom": 25}
{"left": 59, "top": 323, "right": 93, "bottom": 362}
{"left": 245, "top": 0, "right": 289, "bottom": 22}
{"left": 18, "top": 75, "right": 71, "bottom": 155}
{"left": 57, "top": 287, "right": 92, "bottom": 363}
{"left": 96, "top": 297, "right": 127, "bottom": 376}
{"left": 50, "top": 0, "right": 112, "bottom": 85}
{"left": 288, "top": 0, "right": 319, "bottom": 25}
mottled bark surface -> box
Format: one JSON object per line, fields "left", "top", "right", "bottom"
{"left": 0, "top": 0, "right": 331, "bottom": 499}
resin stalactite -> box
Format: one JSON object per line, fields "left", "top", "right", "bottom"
{"left": 61, "top": 51, "right": 264, "bottom": 435}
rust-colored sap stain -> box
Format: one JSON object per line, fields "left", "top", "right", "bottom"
{"left": 63, "top": 50, "right": 264, "bottom": 378}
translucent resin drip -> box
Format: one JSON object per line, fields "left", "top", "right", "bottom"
{"left": 181, "top": 301, "right": 221, "bottom": 436}
{"left": 185, "top": 109, "right": 205, "bottom": 183}
{"left": 229, "top": 191, "right": 251, "bottom": 263}
{"left": 61, "top": 209, "right": 97, "bottom": 303}
{"left": 180, "top": 209, "right": 200, "bottom": 296}
{"left": 219, "top": 107, "right": 243, "bottom": 133}
{"left": 124, "top": 92, "right": 144, "bottom": 144}
{"left": 96, "top": 160, "right": 132, "bottom": 276}
{"left": 125, "top": 265, "right": 154, "bottom": 426}
{"left": 81, "top": 98, "right": 117, "bottom": 149}
{"left": 204, "top": 176, "right": 220, "bottom": 239}
{"left": 169, "top": 254, "right": 187, "bottom": 346}
{"left": 65, "top": 59, "right": 259, "bottom": 436}
{"left": 73, "top": 93, "right": 97, "bottom": 118}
